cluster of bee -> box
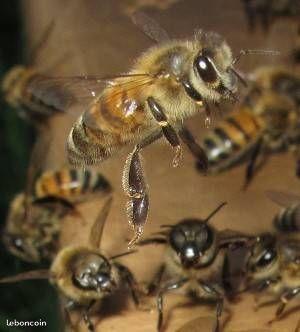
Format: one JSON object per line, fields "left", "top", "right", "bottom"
{"left": 0, "top": 4, "right": 300, "bottom": 332}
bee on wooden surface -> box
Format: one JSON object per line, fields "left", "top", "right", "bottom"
{"left": 0, "top": 197, "right": 139, "bottom": 332}
{"left": 138, "top": 202, "right": 253, "bottom": 332}
{"left": 198, "top": 90, "right": 299, "bottom": 188}
{"left": 245, "top": 232, "right": 300, "bottom": 327}
{"left": 266, "top": 190, "right": 300, "bottom": 237}
{"left": 30, "top": 13, "right": 266, "bottom": 246}
{"left": 3, "top": 167, "right": 112, "bottom": 263}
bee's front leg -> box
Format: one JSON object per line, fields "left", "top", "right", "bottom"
{"left": 268, "top": 287, "right": 300, "bottom": 325}
{"left": 198, "top": 280, "right": 224, "bottom": 332}
{"left": 147, "top": 96, "right": 182, "bottom": 167}
{"left": 179, "top": 126, "right": 208, "bottom": 173}
{"left": 156, "top": 278, "right": 187, "bottom": 332}
{"left": 82, "top": 300, "right": 97, "bottom": 332}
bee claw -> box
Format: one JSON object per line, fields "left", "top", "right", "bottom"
{"left": 128, "top": 226, "right": 143, "bottom": 249}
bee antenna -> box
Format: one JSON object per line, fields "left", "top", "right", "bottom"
{"left": 204, "top": 202, "right": 227, "bottom": 223}
{"left": 109, "top": 250, "right": 138, "bottom": 260}
{"left": 231, "top": 49, "right": 280, "bottom": 66}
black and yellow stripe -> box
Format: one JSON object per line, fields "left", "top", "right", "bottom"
{"left": 33, "top": 168, "right": 111, "bottom": 202}
{"left": 202, "top": 109, "right": 263, "bottom": 166}
{"left": 273, "top": 205, "right": 300, "bottom": 233}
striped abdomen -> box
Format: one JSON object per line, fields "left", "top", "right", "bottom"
{"left": 274, "top": 204, "right": 300, "bottom": 233}
{"left": 202, "top": 109, "right": 264, "bottom": 170}
{"left": 67, "top": 82, "right": 150, "bottom": 166}
{"left": 33, "top": 168, "right": 111, "bottom": 203}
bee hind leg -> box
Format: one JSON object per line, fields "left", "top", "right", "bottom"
{"left": 123, "top": 132, "right": 162, "bottom": 247}
{"left": 147, "top": 97, "right": 182, "bottom": 167}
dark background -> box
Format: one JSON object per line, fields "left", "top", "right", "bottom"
{"left": 0, "top": 2, "right": 60, "bottom": 331}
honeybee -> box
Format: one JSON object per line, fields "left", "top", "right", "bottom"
{"left": 1, "top": 21, "right": 67, "bottom": 126}
{"left": 30, "top": 13, "right": 257, "bottom": 246}
{"left": 242, "top": 0, "right": 300, "bottom": 31}
{"left": 138, "top": 202, "right": 253, "bottom": 332}
{"left": 245, "top": 232, "right": 300, "bottom": 327}
{"left": 198, "top": 90, "right": 299, "bottom": 188}
{"left": 0, "top": 197, "right": 139, "bottom": 332}
{"left": 242, "top": 0, "right": 300, "bottom": 63}
{"left": 3, "top": 167, "right": 112, "bottom": 263}
{"left": 267, "top": 190, "right": 300, "bottom": 237}
{"left": 249, "top": 66, "right": 300, "bottom": 106}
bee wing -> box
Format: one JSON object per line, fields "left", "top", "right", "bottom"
{"left": 89, "top": 196, "right": 113, "bottom": 249}
{"left": 27, "top": 73, "right": 155, "bottom": 118}
{"left": 132, "top": 11, "right": 170, "bottom": 43}
{"left": 0, "top": 269, "right": 50, "bottom": 284}
{"left": 266, "top": 190, "right": 300, "bottom": 207}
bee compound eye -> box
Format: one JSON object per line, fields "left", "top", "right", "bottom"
{"left": 257, "top": 249, "right": 277, "bottom": 268}
{"left": 194, "top": 55, "right": 218, "bottom": 84}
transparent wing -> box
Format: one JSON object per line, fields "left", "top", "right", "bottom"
{"left": 0, "top": 269, "right": 50, "bottom": 283}
{"left": 27, "top": 73, "right": 155, "bottom": 114}
{"left": 266, "top": 190, "right": 300, "bottom": 207}
{"left": 89, "top": 196, "right": 113, "bottom": 249}
{"left": 132, "top": 11, "right": 170, "bottom": 43}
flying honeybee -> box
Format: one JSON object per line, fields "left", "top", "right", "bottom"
{"left": 1, "top": 21, "right": 69, "bottom": 125}
{"left": 28, "top": 13, "right": 264, "bottom": 246}
{"left": 138, "top": 202, "right": 253, "bottom": 332}
{"left": 198, "top": 90, "right": 299, "bottom": 188}
{"left": 0, "top": 197, "right": 139, "bottom": 332}
{"left": 3, "top": 167, "right": 112, "bottom": 263}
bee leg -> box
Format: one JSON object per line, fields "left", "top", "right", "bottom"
{"left": 117, "top": 263, "right": 140, "bottom": 306}
{"left": 268, "top": 287, "right": 300, "bottom": 325}
{"left": 243, "top": 138, "right": 264, "bottom": 190}
{"left": 178, "top": 126, "right": 208, "bottom": 173}
{"left": 123, "top": 132, "right": 163, "bottom": 247}
{"left": 82, "top": 300, "right": 96, "bottom": 332}
{"left": 148, "top": 265, "right": 166, "bottom": 295}
{"left": 147, "top": 97, "right": 182, "bottom": 167}
{"left": 198, "top": 281, "right": 224, "bottom": 332}
{"left": 156, "top": 278, "right": 188, "bottom": 331}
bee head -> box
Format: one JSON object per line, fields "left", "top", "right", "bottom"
{"left": 169, "top": 219, "right": 216, "bottom": 268}
{"left": 247, "top": 233, "right": 279, "bottom": 281}
{"left": 191, "top": 31, "right": 238, "bottom": 103}
{"left": 72, "top": 253, "right": 116, "bottom": 294}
